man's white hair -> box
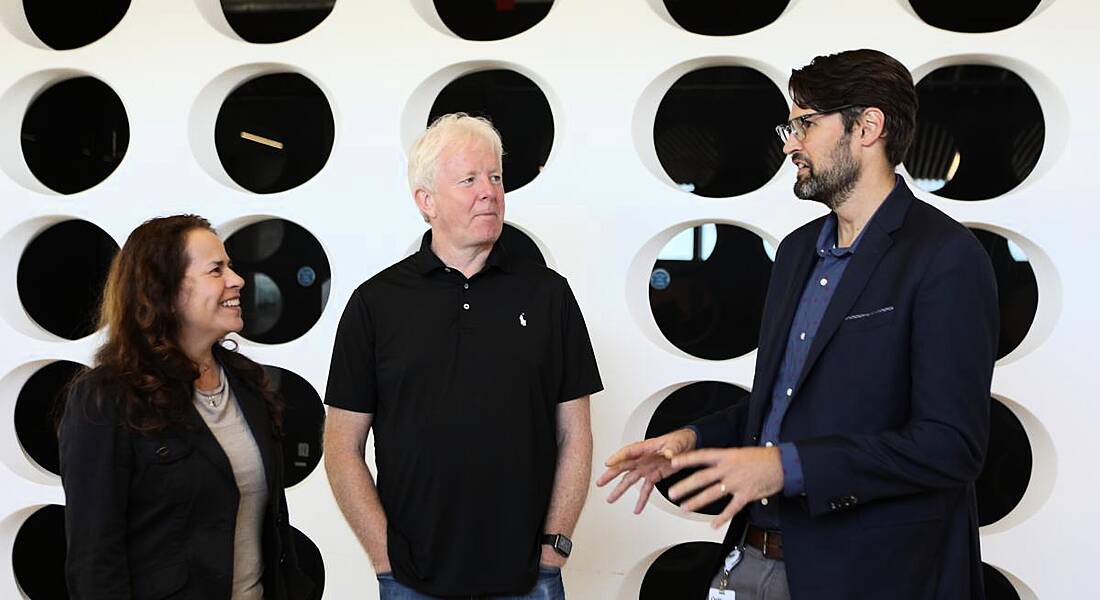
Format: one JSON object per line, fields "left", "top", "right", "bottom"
{"left": 407, "top": 112, "right": 504, "bottom": 195}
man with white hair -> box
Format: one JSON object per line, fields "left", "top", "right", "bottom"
{"left": 323, "top": 113, "right": 602, "bottom": 599}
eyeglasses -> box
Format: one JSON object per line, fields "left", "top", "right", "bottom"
{"left": 775, "top": 104, "right": 857, "bottom": 143}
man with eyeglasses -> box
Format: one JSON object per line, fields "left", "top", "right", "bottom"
{"left": 599, "top": 49, "right": 998, "bottom": 600}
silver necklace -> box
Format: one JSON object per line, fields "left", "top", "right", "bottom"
{"left": 196, "top": 376, "right": 226, "bottom": 408}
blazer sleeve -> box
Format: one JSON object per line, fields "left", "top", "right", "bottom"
{"left": 796, "top": 233, "right": 999, "bottom": 516}
{"left": 59, "top": 379, "right": 133, "bottom": 599}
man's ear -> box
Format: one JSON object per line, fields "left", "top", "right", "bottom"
{"left": 857, "top": 107, "right": 887, "bottom": 148}
{"left": 414, "top": 187, "right": 435, "bottom": 221}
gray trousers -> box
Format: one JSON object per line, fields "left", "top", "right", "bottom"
{"left": 708, "top": 545, "right": 791, "bottom": 600}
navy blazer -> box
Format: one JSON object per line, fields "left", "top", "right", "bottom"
{"left": 694, "top": 180, "right": 999, "bottom": 600}
{"left": 59, "top": 353, "right": 314, "bottom": 600}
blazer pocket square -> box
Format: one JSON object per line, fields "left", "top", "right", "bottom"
{"left": 845, "top": 306, "right": 894, "bottom": 321}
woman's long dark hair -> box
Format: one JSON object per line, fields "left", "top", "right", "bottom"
{"left": 72, "top": 215, "right": 282, "bottom": 433}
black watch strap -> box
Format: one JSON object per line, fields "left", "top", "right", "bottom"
{"left": 542, "top": 533, "right": 573, "bottom": 557}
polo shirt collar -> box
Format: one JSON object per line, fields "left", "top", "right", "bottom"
{"left": 412, "top": 230, "right": 512, "bottom": 276}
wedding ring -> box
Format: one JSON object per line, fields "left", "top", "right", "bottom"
{"left": 719, "top": 483, "right": 727, "bottom": 494}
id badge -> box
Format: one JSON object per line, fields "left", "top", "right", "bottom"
{"left": 706, "top": 546, "right": 743, "bottom": 600}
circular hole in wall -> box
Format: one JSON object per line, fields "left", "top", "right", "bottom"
{"left": 968, "top": 228, "right": 1037, "bottom": 359}
{"left": 215, "top": 72, "right": 335, "bottom": 194}
{"left": 219, "top": 0, "right": 335, "bottom": 43}
{"left": 976, "top": 397, "right": 1032, "bottom": 526}
{"left": 983, "top": 563, "right": 1022, "bottom": 600}
{"left": 909, "top": 0, "right": 1041, "bottom": 33}
{"left": 21, "top": 76, "right": 129, "bottom": 194}
{"left": 646, "top": 382, "right": 750, "bottom": 514}
{"left": 22, "top": 0, "right": 130, "bottom": 49}
{"left": 640, "top": 541, "right": 721, "bottom": 600}
{"left": 15, "top": 360, "right": 84, "bottom": 476}
{"left": 263, "top": 365, "right": 324, "bottom": 487}
{"left": 906, "top": 64, "right": 1043, "bottom": 200}
{"left": 428, "top": 69, "right": 553, "bottom": 192}
{"left": 17, "top": 219, "right": 118, "bottom": 339}
{"left": 292, "top": 525, "right": 325, "bottom": 595}
{"left": 661, "top": 1, "right": 789, "bottom": 36}
{"left": 225, "top": 219, "right": 330, "bottom": 343}
{"left": 654, "top": 66, "right": 786, "bottom": 198}
{"left": 650, "top": 223, "right": 773, "bottom": 360}
{"left": 12, "top": 504, "right": 68, "bottom": 599}
{"left": 432, "top": 0, "right": 552, "bottom": 41}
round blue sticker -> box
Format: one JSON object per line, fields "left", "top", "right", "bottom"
{"left": 650, "top": 268, "right": 671, "bottom": 290}
{"left": 297, "top": 266, "right": 316, "bottom": 287}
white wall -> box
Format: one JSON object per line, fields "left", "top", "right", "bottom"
{"left": 0, "top": 0, "right": 1095, "bottom": 597}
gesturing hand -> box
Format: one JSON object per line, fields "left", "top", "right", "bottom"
{"left": 668, "top": 446, "right": 784, "bottom": 529}
{"left": 595, "top": 428, "right": 697, "bottom": 514}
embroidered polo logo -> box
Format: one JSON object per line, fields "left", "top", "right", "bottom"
{"left": 519, "top": 312, "right": 527, "bottom": 327}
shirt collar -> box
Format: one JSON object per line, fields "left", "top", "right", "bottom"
{"left": 814, "top": 175, "right": 901, "bottom": 258}
{"left": 412, "top": 230, "right": 512, "bottom": 276}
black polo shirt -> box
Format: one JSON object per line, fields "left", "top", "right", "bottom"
{"left": 324, "top": 233, "right": 603, "bottom": 596}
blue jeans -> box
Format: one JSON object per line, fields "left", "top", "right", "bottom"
{"left": 377, "top": 567, "right": 565, "bottom": 599}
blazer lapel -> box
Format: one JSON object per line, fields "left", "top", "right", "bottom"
{"left": 745, "top": 228, "right": 821, "bottom": 437}
{"left": 792, "top": 179, "right": 915, "bottom": 395}
{"left": 226, "top": 368, "right": 279, "bottom": 498}
{"left": 184, "top": 401, "right": 236, "bottom": 486}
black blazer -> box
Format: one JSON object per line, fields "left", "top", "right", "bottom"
{"left": 59, "top": 356, "right": 314, "bottom": 600}
{"left": 694, "top": 179, "right": 999, "bottom": 600}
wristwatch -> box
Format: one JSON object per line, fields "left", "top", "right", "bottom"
{"left": 542, "top": 533, "right": 573, "bottom": 557}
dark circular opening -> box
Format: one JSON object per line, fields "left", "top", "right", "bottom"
{"left": 646, "top": 382, "right": 751, "bottom": 514}
{"left": 220, "top": 0, "right": 335, "bottom": 43}
{"left": 909, "top": 0, "right": 1040, "bottom": 33}
{"left": 976, "top": 398, "right": 1032, "bottom": 526}
{"left": 968, "top": 229, "right": 1038, "bottom": 359}
{"left": 654, "top": 66, "right": 786, "bottom": 197}
{"left": 264, "top": 365, "right": 324, "bottom": 487}
{"left": 428, "top": 69, "right": 553, "bottom": 192}
{"left": 225, "top": 219, "right": 330, "bottom": 343}
{"left": 640, "top": 541, "right": 721, "bottom": 600}
{"left": 12, "top": 504, "right": 68, "bottom": 599}
{"left": 21, "top": 76, "right": 129, "bottom": 194}
{"left": 982, "top": 563, "right": 1022, "bottom": 600}
{"left": 15, "top": 360, "right": 84, "bottom": 476}
{"left": 22, "top": 0, "right": 130, "bottom": 49}
{"left": 18, "top": 220, "right": 119, "bottom": 339}
{"left": 215, "top": 72, "right": 335, "bottom": 194}
{"left": 291, "top": 526, "right": 325, "bottom": 595}
{"left": 650, "top": 224, "right": 773, "bottom": 360}
{"left": 661, "top": 1, "right": 789, "bottom": 36}
{"left": 906, "top": 65, "right": 1044, "bottom": 200}
{"left": 432, "top": 0, "right": 552, "bottom": 41}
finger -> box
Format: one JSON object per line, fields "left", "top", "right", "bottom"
{"left": 678, "top": 481, "right": 729, "bottom": 513}
{"left": 606, "top": 469, "right": 644, "bottom": 504}
{"left": 670, "top": 448, "right": 721, "bottom": 470}
{"left": 605, "top": 439, "right": 661, "bottom": 467}
{"left": 633, "top": 480, "right": 655, "bottom": 514}
{"left": 710, "top": 494, "right": 748, "bottom": 530}
{"left": 595, "top": 464, "right": 628, "bottom": 487}
{"left": 668, "top": 466, "right": 721, "bottom": 501}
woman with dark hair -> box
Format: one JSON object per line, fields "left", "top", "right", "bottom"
{"left": 59, "top": 215, "right": 314, "bottom": 600}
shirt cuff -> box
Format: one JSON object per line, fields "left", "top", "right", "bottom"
{"left": 685, "top": 425, "right": 703, "bottom": 449}
{"left": 779, "top": 442, "right": 805, "bottom": 497}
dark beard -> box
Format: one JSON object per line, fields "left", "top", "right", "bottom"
{"left": 793, "top": 133, "right": 860, "bottom": 210}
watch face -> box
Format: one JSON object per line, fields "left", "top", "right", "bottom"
{"left": 557, "top": 536, "right": 572, "bottom": 556}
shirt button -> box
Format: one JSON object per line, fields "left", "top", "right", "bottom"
{"left": 799, "top": 332, "right": 806, "bottom": 340}
{"left": 462, "top": 303, "right": 470, "bottom": 310}
{"left": 765, "top": 441, "right": 774, "bottom": 448}
{"left": 819, "top": 277, "right": 828, "bottom": 286}
{"left": 463, "top": 283, "right": 469, "bottom": 289}
{"left": 786, "top": 388, "right": 792, "bottom": 397}
{"left": 444, "top": 268, "right": 451, "bottom": 273}
{"left": 760, "top": 498, "right": 769, "bottom": 506}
